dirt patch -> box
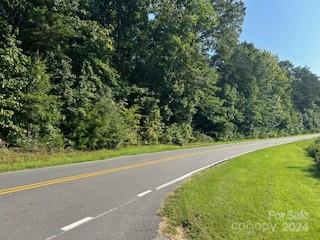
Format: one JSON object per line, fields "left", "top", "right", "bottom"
{"left": 156, "top": 217, "right": 186, "bottom": 240}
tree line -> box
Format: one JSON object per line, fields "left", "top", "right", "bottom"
{"left": 1, "top": 0, "right": 319, "bottom": 150}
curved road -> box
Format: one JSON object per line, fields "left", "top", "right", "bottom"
{"left": 0, "top": 134, "right": 318, "bottom": 240}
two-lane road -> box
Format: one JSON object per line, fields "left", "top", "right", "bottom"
{"left": 0, "top": 135, "right": 318, "bottom": 240}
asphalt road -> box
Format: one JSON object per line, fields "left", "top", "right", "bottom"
{"left": 0, "top": 134, "right": 318, "bottom": 240}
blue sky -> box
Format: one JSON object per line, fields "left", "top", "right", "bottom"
{"left": 240, "top": 0, "right": 320, "bottom": 75}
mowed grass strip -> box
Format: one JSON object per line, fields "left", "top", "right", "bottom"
{"left": 161, "top": 140, "right": 320, "bottom": 240}
{"left": 0, "top": 142, "right": 219, "bottom": 173}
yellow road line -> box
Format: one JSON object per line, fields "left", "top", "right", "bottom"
{"left": 0, "top": 146, "right": 234, "bottom": 196}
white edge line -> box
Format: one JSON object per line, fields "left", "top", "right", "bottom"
{"left": 61, "top": 217, "right": 93, "bottom": 232}
{"left": 155, "top": 148, "right": 268, "bottom": 191}
{"left": 137, "top": 190, "right": 152, "bottom": 197}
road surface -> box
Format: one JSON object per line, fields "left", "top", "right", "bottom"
{"left": 0, "top": 134, "right": 318, "bottom": 240}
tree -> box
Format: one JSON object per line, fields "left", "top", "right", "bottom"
{"left": 140, "top": 0, "right": 220, "bottom": 126}
{"left": 210, "top": 0, "right": 246, "bottom": 67}
{"left": 19, "top": 58, "right": 63, "bottom": 149}
{"left": 0, "top": 22, "right": 29, "bottom": 145}
{"left": 291, "top": 67, "right": 320, "bottom": 112}
{"left": 219, "top": 43, "right": 296, "bottom": 137}
{"left": 1, "top": 0, "right": 319, "bottom": 150}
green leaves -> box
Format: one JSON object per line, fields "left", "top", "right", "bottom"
{"left": 1, "top": 0, "right": 319, "bottom": 150}
{"left": 0, "top": 30, "right": 29, "bottom": 143}
{"left": 218, "top": 43, "right": 299, "bottom": 138}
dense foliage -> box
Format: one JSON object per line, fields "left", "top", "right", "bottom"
{"left": 0, "top": 0, "right": 319, "bottom": 150}
{"left": 308, "top": 138, "right": 320, "bottom": 163}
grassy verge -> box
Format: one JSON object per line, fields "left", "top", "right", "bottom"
{"left": 0, "top": 142, "right": 220, "bottom": 173}
{"left": 0, "top": 135, "right": 275, "bottom": 173}
{"left": 161, "top": 140, "right": 320, "bottom": 240}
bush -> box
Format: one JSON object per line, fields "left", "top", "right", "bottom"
{"left": 71, "top": 96, "right": 129, "bottom": 150}
{"left": 69, "top": 92, "right": 143, "bottom": 150}
{"left": 192, "top": 131, "right": 213, "bottom": 143}
{"left": 121, "top": 106, "right": 141, "bottom": 146}
{"left": 0, "top": 139, "right": 8, "bottom": 148}
{"left": 141, "top": 105, "right": 164, "bottom": 145}
{"left": 161, "top": 123, "right": 193, "bottom": 145}
{"left": 308, "top": 138, "right": 320, "bottom": 163}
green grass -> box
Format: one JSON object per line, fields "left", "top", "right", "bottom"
{"left": 0, "top": 142, "right": 221, "bottom": 173}
{"left": 1, "top": 134, "right": 315, "bottom": 173}
{"left": 0, "top": 135, "right": 273, "bottom": 173}
{"left": 161, "top": 140, "right": 320, "bottom": 240}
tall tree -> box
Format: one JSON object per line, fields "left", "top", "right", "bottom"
{"left": 0, "top": 21, "right": 29, "bottom": 145}
{"left": 291, "top": 67, "right": 320, "bottom": 112}
{"left": 219, "top": 43, "right": 296, "bottom": 137}
{"left": 142, "top": 0, "right": 220, "bottom": 125}
{"left": 211, "top": 0, "right": 246, "bottom": 67}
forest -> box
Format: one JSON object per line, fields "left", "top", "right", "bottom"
{"left": 1, "top": 0, "right": 320, "bottom": 150}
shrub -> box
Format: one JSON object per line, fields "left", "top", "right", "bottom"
{"left": 192, "top": 131, "right": 213, "bottom": 143}
{"left": 308, "top": 138, "right": 320, "bottom": 163}
{"left": 161, "top": 123, "right": 193, "bottom": 146}
{"left": 141, "top": 105, "right": 164, "bottom": 145}
{"left": 0, "top": 139, "right": 8, "bottom": 148}
{"left": 121, "top": 105, "right": 141, "bottom": 146}
{"left": 71, "top": 96, "right": 128, "bottom": 150}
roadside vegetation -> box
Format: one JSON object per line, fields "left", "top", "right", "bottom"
{"left": 1, "top": 1, "right": 320, "bottom": 154}
{"left": 161, "top": 139, "right": 320, "bottom": 240}
{"left": 308, "top": 138, "right": 320, "bottom": 163}
{"left": 0, "top": 142, "right": 220, "bottom": 173}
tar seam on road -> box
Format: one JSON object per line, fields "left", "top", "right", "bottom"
{"left": 0, "top": 144, "right": 253, "bottom": 196}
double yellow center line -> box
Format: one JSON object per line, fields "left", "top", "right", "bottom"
{"left": 0, "top": 147, "right": 229, "bottom": 196}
